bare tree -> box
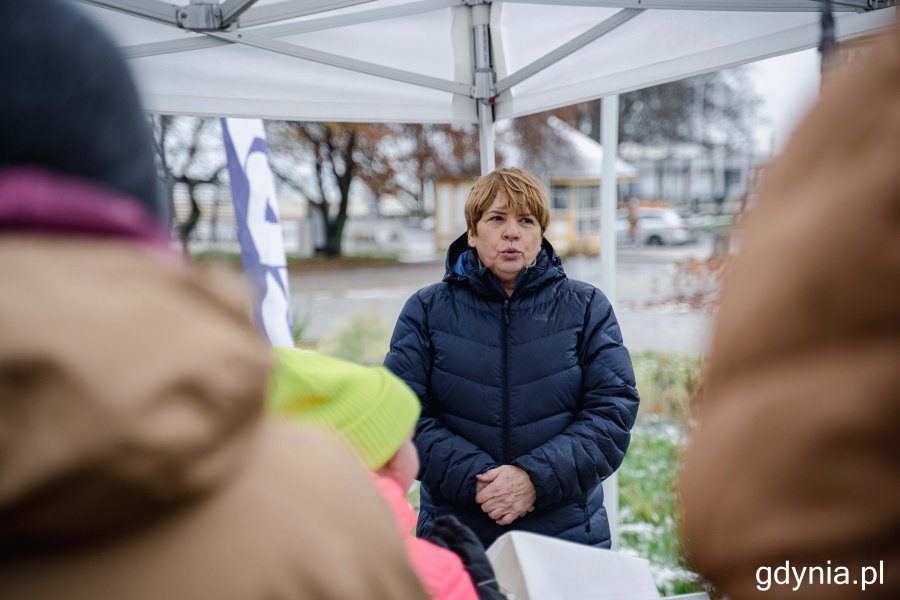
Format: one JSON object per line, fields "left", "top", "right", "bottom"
{"left": 618, "top": 68, "right": 761, "bottom": 150}
{"left": 510, "top": 66, "right": 762, "bottom": 168}
{"left": 373, "top": 123, "right": 482, "bottom": 209}
{"left": 267, "top": 122, "right": 392, "bottom": 257}
{"left": 151, "top": 116, "right": 227, "bottom": 254}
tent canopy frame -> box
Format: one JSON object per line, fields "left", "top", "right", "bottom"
{"left": 79, "top": 0, "right": 894, "bottom": 170}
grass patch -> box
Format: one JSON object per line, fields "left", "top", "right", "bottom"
{"left": 285, "top": 253, "right": 401, "bottom": 273}
{"left": 618, "top": 420, "right": 706, "bottom": 596}
{"left": 189, "top": 250, "right": 402, "bottom": 272}
{"left": 620, "top": 352, "right": 710, "bottom": 595}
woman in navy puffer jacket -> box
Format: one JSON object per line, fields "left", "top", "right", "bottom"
{"left": 385, "top": 168, "right": 639, "bottom": 549}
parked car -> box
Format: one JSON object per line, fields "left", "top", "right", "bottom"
{"left": 616, "top": 207, "right": 695, "bottom": 246}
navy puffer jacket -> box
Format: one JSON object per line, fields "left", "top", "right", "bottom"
{"left": 385, "top": 234, "right": 639, "bottom": 549}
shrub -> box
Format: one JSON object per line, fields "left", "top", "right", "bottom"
{"left": 631, "top": 351, "right": 704, "bottom": 424}
{"left": 318, "top": 314, "right": 392, "bottom": 366}
{"left": 290, "top": 304, "right": 313, "bottom": 345}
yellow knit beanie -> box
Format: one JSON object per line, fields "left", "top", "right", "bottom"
{"left": 268, "top": 348, "right": 420, "bottom": 470}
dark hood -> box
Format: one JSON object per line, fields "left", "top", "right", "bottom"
{"left": 442, "top": 232, "right": 566, "bottom": 300}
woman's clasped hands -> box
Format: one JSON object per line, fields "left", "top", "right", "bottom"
{"left": 474, "top": 465, "right": 536, "bottom": 526}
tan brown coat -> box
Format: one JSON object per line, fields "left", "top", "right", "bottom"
{"left": 680, "top": 26, "right": 900, "bottom": 600}
{"left": 0, "top": 237, "right": 427, "bottom": 600}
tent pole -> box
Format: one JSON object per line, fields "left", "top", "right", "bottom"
{"left": 600, "top": 93, "right": 620, "bottom": 549}
{"left": 471, "top": 2, "right": 495, "bottom": 175}
{"left": 600, "top": 95, "right": 618, "bottom": 307}
{"left": 478, "top": 102, "right": 495, "bottom": 175}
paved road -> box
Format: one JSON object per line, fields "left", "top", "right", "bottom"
{"left": 289, "top": 238, "right": 716, "bottom": 355}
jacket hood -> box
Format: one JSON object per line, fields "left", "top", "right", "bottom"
{"left": 443, "top": 232, "right": 566, "bottom": 299}
{"left": 0, "top": 236, "right": 270, "bottom": 553}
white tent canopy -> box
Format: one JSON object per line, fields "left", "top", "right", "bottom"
{"left": 80, "top": 0, "right": 895, "bottom": 126}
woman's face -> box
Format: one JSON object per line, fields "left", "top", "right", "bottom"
{"left": 467, "top": 191, "right": 543, "bottom": 294}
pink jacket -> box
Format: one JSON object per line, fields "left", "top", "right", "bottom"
{"left": 371, "top": 474, "right": 479, "bottom": 600}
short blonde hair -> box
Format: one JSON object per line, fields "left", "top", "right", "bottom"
{"left": 464, "top": 168, "right": 550, "bottom": 234}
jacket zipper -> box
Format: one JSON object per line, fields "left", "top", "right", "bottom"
{"left": 500, "top": 269, "right": 527, "bottom": 465}
{"left": 502, "top": 299, "right": 510, "bottom": 464}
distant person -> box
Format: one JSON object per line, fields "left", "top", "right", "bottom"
{"left": 0, "top": 2, "right": 426, "bottom": 599}
{"left": 626, "top": 196, "right": 641, "bottom": 247}
{"left": 680, "top": 25, "right": 900, "bottom": 600}
{"left": 385, "top": 167, "right": 640, "bottom": 549}
{"left": 269, "top": 349, "right": 504, "bottom": 600}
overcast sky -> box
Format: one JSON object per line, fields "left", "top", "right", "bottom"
{"left": 746, "top": 48, "right": 822, "bottom": 155}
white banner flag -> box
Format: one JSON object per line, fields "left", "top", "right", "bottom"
{"left": 221, "top": 118, "right": 294, "bottom": 348}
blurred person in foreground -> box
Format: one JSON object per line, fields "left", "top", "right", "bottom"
{"left": 385, "top": 167, "right": 639, "bottom": 549}
{"left": 0, "top": 2, "right": 426, "bottom": 599}
{"left": 680, "top": 24, "right": 900, "bottom": 600}
{"left": 270, "top": 349, "right": 505, "bottom": 600}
